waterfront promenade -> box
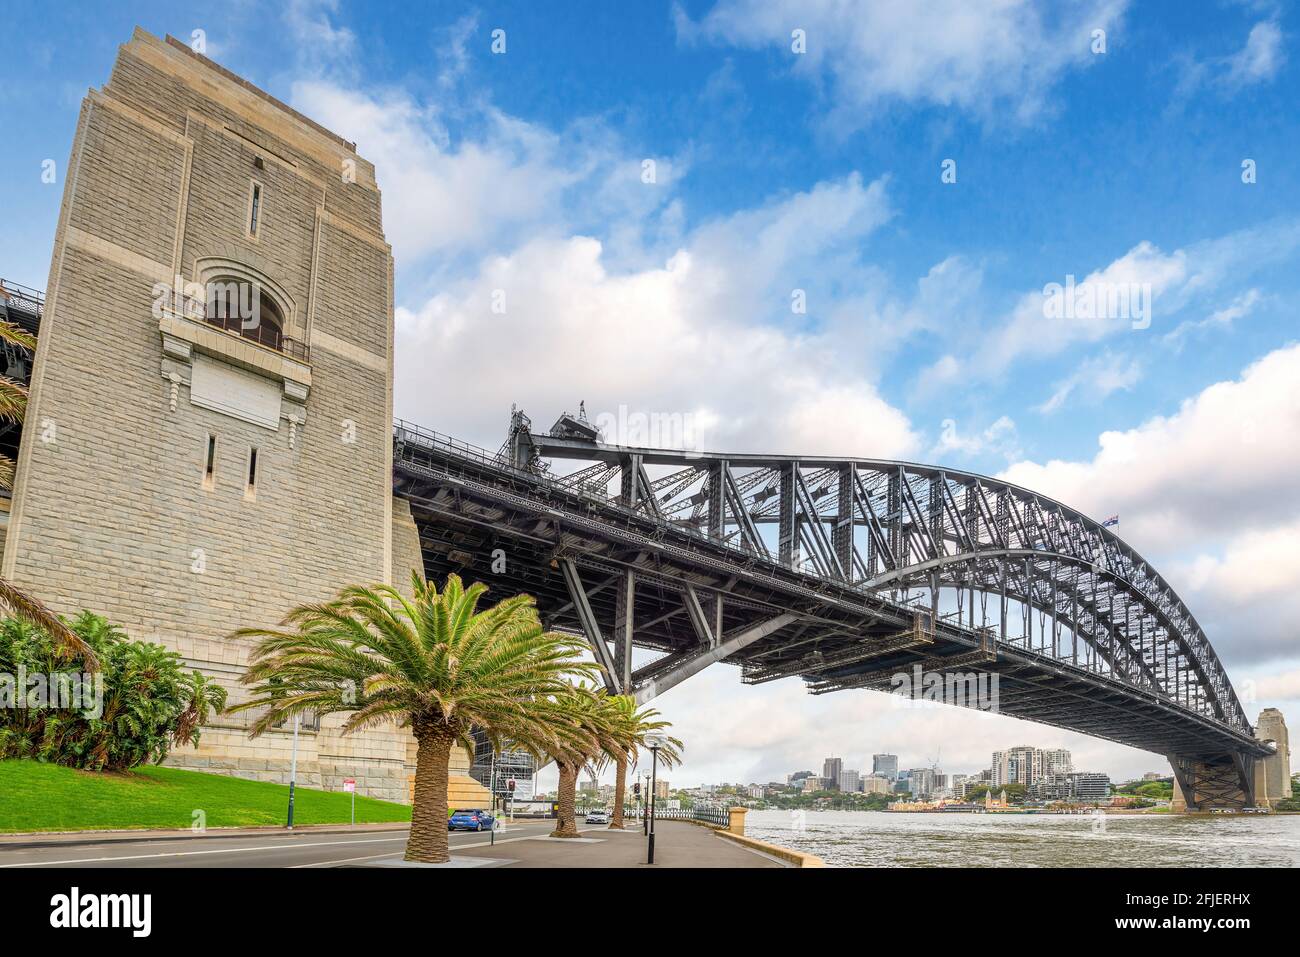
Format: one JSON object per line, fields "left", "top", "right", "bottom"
{"left": 442, "top": 820, "right": 785, "bottom": 868}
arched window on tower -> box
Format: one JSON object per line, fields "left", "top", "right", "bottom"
{"left": 204, "top": 281, "right": 285, "bottom": 354}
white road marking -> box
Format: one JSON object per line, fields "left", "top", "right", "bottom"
{"left": 0, "top": 822, "right": 603, "bottom": 868}
{"left": 290, "top": 851, "right": 407, "bottom": 868}
{"left": 291, "top": 825, "right": 604, "bottom": 868}
{"left": 0, "top": 835, "right": 409, "bottom": 867}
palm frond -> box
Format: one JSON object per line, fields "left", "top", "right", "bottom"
{"left": 0, "top": 377, "right": 26, "bottom": 427}
{"left": 0, "top": 576, "right": 97, "bottom": 666}
{"left": 0, "top": 319, "right": 36, "bottom": 352}
{"left": 232, "top": 573, "right": 597, "bottom": 753}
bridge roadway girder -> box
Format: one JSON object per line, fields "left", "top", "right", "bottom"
{"left": 391, "top": 418, "right": 1266, "bottom": 761}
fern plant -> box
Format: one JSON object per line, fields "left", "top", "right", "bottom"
{"left": 0, "top": 611, "right": 225, "bottom": 770}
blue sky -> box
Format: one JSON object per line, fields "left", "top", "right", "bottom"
{"left": 3, "top": 0, "right": 1298, "bottom": 784}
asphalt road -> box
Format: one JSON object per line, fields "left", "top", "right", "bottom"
{"left": 0, "top": 819, "right": 578, "bottom": 868}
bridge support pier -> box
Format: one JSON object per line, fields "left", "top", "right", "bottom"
{"left": 1171, "top": 709, "right": 1292, "bottom": 811}
{"left": 612, "top": 569, "right": 636, "bottom": 694}
{"left": 1168, "top": 753, "right": 1255, "bottom": 811}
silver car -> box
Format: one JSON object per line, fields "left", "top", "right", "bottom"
{"left": 584, "top": 809, "right": 610, "bottom": 824}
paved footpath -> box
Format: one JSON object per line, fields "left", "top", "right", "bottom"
{"left": 445, "top": 820, "right": 785, "bottom": 868}
{"left": 0, "top": 820, "right": 784, "bottom": 868}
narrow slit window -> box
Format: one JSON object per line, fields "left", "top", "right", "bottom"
{"left": 249, "top": 183, "right": 262, "bottom": 236}
{"left": 203, "top": 434, "right": 217, "bottom": 489}
{"left": 246, "top": 447, "right": 258, "bottom": 497}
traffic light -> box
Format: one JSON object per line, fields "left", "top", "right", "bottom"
{"left": 633, "top": 782, "right": 641, "bottom": 797}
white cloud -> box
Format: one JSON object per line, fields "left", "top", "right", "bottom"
{"left": 433, "top": 14, "right": 479, "bottom": 91}
{"left": 294, "top": 81, "right": 682, "bottom": 266}
{"left": 1003, "top": 344, "right": 1300, "bottom": 662}
{"left": 1181, "top": 522, "right": 1300, "bottom": 605}
{"left": 680, "top": 0, "right": 1128, "bottom": 125}
{"left": 1249, "top": 667, "right": 1300, "bottom": 703}
{"left": 1037, "top": 351, "right": 1142, "bottom": 413}
{"left": 1173, "top": 17, "right": 1286, "bottom": 99}
{"left": 392, "top": 173, "right": 920, "bottom": 458}
{"left": 919, "top": 221, "right": 1300, "bottom": 390}
{"left": 284, "top": 0, "right": 357, "bottom": 78}
{"left": 1162, "top": 288, "right": 1262, "bottom": 351}
{"left": 930, "top": 415, "right": 1020, "bottom": 462}
{"left": 918, "top": 240, "right": 1179, "bottom": 392}
{"left": 286, "top": 13, "right": 923, "bottom": 464}
{"left": 1224, "top": 19, "right": 1285, "bottom": 88}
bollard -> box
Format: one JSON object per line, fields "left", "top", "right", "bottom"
{"left": 728, "top": 806, "right": 748, "bottom": 835}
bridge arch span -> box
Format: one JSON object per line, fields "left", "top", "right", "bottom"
{"left": 392, "top": 410, "right": 1270, "bottom": 808}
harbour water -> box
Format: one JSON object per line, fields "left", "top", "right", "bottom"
{"left": 743, "top": 809, "right": 1300, "bottom": 867}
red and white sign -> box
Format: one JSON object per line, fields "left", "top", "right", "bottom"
{"left": 343, "top": 779, "right": 356, "bottom": 793}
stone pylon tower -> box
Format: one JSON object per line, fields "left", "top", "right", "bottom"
{"left": 3, "top": 28, "right": 488, "bottom": 805}
{"left": 1252, "top": 708, "right": 1291, "bottom": 807}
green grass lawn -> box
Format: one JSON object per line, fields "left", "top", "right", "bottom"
{"left": 0, "top": 760, "right": 412, "bottom": 833}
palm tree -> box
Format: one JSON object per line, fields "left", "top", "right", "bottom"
{"left": 0, "top": 311, "right": 93, "bottom": 663}
{"left": 229, "top": 573, "right": 596, "bottom": 864}
{"left": 538, "top": 685, "right": 622, "bottom": 838}
{"left": 172, "top": 670, "right": 229, "bottom": 749}
{"left": 606, "top": 695, "right": 681, "bottom": 829}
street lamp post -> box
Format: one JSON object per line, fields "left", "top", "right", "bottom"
{"left": 286, "top": 713, "right": 300, "bottom": 829}
{"left": 645, "top": 733, "right": 667, "bottom": 865}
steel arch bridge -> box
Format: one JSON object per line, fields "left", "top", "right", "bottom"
{"left": 392, "top": 408, "right": 1270, "bottom": 809}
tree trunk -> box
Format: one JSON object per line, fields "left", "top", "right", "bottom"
{"left": 551, "top": 761, "right": 581, "bottom": 837}
{"left": 406, "top": 724, "right": 454, "bottom": 863}
{"left": 610, "top": 754, "right": 628, "bottom": 829}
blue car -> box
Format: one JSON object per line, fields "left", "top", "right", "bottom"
{"left": 448, "top": 809, "right": 495, "bottom": 832}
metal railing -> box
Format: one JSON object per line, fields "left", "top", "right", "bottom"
{"left": 202, "top": 312, "right": 309, "bottom": 362}
{"left": 575, "top": 804, "right": 730, "bottom": 827}
{"left": 0, "top": 278, "right": 44, "bottom": 313}
{"left": 396, "top": 419, "right": 507, "bottom": 468}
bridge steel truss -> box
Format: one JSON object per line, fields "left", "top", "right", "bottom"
{"left": 391, "top": 413, "right": 1268, "bottom": 802}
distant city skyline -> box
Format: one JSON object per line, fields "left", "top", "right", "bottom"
{"left": 612, "top": 745, "right": 1137, "bottom": 792}
{"left": 536, "top": 732, "right": 1164, "bottom": 792}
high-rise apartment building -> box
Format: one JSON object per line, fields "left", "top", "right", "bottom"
{"left": 907, "top": 768, "right": 935, "bottom": 797}
{"left": 861, "top": 775, "right": 894, "bottom": 795}
{"left": 1043, "top": 749, "right": 1073, "bottom": 777}
{"left": 992, "top": 746, "right": 1047, "bottom": 787}
{"left": 823, "top": 757, "right": 843, "bottom": 789}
